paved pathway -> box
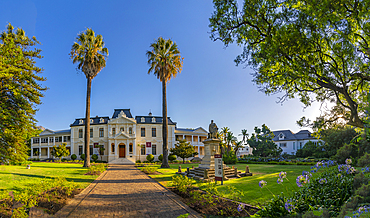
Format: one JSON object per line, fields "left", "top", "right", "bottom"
{"left": 46, "top": 165, "right": 201, "bottom": 218}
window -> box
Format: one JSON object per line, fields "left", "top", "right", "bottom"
{"left": 49, "top": 137, "right": 54, "bottom": 143}
{"left": 112, "top": 128, "right": 116, "bottom": 135}
{"left": 90, "top": 119, "right": 93, "bottom": 124}
{"left": 299, "top": 142, "right": 303, "bottom": 149}
{"left": 111, "top": 143, "right": 115, "bottom": 153}
{"left": 79, "top": 119, "right": 83, "bottom": 124}
{"left": 79, "top": 129, "right": 83, "bottom": 138}
{"left": 90, "top": 145, "right": 93, "bottom": 155}
{"left": 99, "top": 128, "right": 104, "bottom": 137}
{"left": 141, "top": 128, "right": 145, "bottom": 137}
{"left": 41, "top": 138, "right": 48, "bottom": 143}
{"left": 152, "top": 117, "right": 156, "bottom": 123}
{"left": 129, "top": 144, "right": 133, "bottom": 153}
{"left": 141, "top": 117, "right": 145, "bottom": 122}
{"left": 279, "top": 143, "right": 287, "bottom": 148}
{"left": 99, "top": 118, "right": 104, "bottom": 123}
{"left": 141, "top": 145, "right": 145, "bottom": 155}
{"left": 90, "top": 128, "right": 93, "bottom": 138}
{"left": 63, "top": 136, "right": 70, "bottom": 142}
{"left": 120, "top": 127, "right": 124, "bottom": 132}
{"left": 293, "top": 142, "right": 295, "bottom": 150}
{"left": 152, "top": 128, "right": 156, "bottom": 137}
{"left": 99, "top": 145, "right": 105, "bottom": 155}
{"left": 78, "top": 146, "right": 83, "bottom": 155}
{"left": 33, "top": 138, "right": 39, "bottom": 144}
{"left": 55, "top": 136, "right": 62, "bottom": 142}
{"left": 152, "top": 144, "right": 156, "bottom": 155}
{"left": 129, "top": 127, "right": 132, "bottom": 134}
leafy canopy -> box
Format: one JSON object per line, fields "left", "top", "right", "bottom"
{"left": 170, "top": 139, "right": 198, "bottom": 163}
{"left": 0, "top": 23, "right": 46, "bottom": 163}
{"left": 51, "top": 143, "right": 70, "bottom": 161}
{"left": 247, "top": 124, "right": 282, "bottom": 157}
{"left": 209, "top": 0, "right": 370, "bottom": 129}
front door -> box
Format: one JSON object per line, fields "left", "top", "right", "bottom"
{"left": 119, "top": 144, "right": 126, "bottom": 158}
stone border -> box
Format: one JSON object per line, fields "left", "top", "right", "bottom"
{"left": 53, "top": 168, "right": 109, "bottom": 217}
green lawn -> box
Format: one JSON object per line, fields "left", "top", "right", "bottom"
{"left": 148, "top": 163, "right": 312, "bottom": 206}
{"left": 0, "top": 162, "right": 99, "bottom": 192}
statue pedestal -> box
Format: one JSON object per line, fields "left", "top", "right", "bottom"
{"left": 198, "top": 138, "right": 220, "bottom": 170}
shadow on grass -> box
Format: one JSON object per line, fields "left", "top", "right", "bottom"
{"left": 6, "top": 173, "right": 97, "bottom": 183}
{"left": 31, "top": 165, "right": 83, "bottom": 169}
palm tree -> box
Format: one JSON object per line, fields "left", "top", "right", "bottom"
{"left": 226, "top": 131, "right": 236, "bottom": 153}
{"left": 220, "top": 127, "right": 230, "bottom": 144}
{"left": 70, "top": 28, "right": 108, "bottom": 168}
{"left": 233, "top": 141, "right": 243, "bottom": 156}
{"left": 146, "top": 37, "right": 183, "bottom": 168}
{"left": 239, "top": 129, "right": 249, "bottom": 144}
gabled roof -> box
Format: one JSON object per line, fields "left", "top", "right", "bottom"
{"left": 272, "top": 129, "right": 315, "bottom": 141}
{"left": 135, "top": 116, "right": 176, "bottom": 125}
{"left": 39, "top": 129, "right": 71, "bottom": 136}
{"left": 112, "top": 109, "right": 133, "bottom": 119}
{"left": 175, "top": 127, "right": 208, "bottom": 134}
{"left": 70, "top": 116, "right": 110, "bottom": 127}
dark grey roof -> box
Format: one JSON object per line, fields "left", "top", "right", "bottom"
{"left": 175, "top": 128, "right": 196, "bottom": 132}
{"left": 54, "top": 129, "right": 71, "bottom": 134}
{"left": 70, "top": 116, "right": 110, "bottom": 127}
{"left": 40, "top": 129, "right": 71, "bottom": 136}
{"left": 112, "top": 109, "right": 133, "bottom": 118}
{"left": 272, "top": 130, "right": 315, "bottom": 141}
{"left": 135, "top": 116, "right": 176, "bottom": 125}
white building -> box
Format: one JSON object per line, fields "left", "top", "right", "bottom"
{"left": 272, "top": 130, "right": 320, "bottom": 155}
{"left": 31, "top": 109, "right": 208, "bottom": 163}
{"left": 236, "top": 144, "right": 253, "bottom": 157}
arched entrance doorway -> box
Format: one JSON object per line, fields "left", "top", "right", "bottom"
{"left": 119, "top": 143, "right": 126, "bottom": 158}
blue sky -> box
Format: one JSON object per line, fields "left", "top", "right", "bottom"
{"left": 1, "top": 0, "right": 323, "bottom": 140}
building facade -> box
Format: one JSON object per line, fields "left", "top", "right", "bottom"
{"left": 31, "top": 109, "right": 208, "bottom": 163}
{"left": 272, "top": 130, "right": 320, "bottom": 155}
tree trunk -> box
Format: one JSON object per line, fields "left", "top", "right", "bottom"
{"left": 83, "top": 77, "right": 91, "bottom": 168}
{"left": 161, "top": 80, "right": 170, "bottom": 168}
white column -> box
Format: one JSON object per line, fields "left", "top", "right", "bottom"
{"left": 198, "top": 146, "right": 200, "bottom": 157}
{"left": 31, "top": 139, "right": 34, "bottom": 158}
{"left": 53, "top": 137, "right": 55, "bottom": 146}
{"left": 47, "top": 147, "right": 50, "bottom": 158}
{"left": 39, "top": 147, "right": 41, "bottom": 158}
{"left": 183, "top": 135, "right": 185, "bottom": 140}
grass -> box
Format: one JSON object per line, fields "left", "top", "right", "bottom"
{"left": 0, "top": 162, "right": 100, "bottom": 192}
{"left": 148, "top": 163, "right": 312, "bottom": 206}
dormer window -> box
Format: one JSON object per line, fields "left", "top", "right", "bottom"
{"left": 141, "top": 117, "right": 145, "bottom": 122}
{"left": 152, "top": 117, "right": 156, "bottom": 123}
{"left": 79, "top": 119, "right": 83, "bottom": 124}
{"left": 90, "top": 119, "right": 93, "bottom": 124}
{"left": 279, "top": 133, "right": 285, "bottom": 140}
{"left": 99, "top": 118, "right": 104, "bottom": 123}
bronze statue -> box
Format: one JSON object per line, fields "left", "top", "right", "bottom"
{"left": 208, "top": 120, "right": 218, "bottom": 139}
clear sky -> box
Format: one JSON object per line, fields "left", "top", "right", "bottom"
{"left": 0, "top": 0, "right": 323, "bottom": 140}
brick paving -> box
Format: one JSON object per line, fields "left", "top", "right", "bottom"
{"left": 48, "top": 165, "right": 201, "bottom": 218}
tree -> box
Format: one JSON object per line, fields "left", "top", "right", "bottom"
{"left": 239, "top": 129, "right": 249, "bottom": 144}
{"left": 97, "top": 144, "right": 105, "bottom": 161}
{"left": 170, "top": 139, "right": 198, "bottom": 164}
{"left": 0, "top": 23, "right": 46, "bottom": 163}
{"left": 247, "top": 124, "right": 282, "bottom": 157}
{"left": 51, "top": 143, "right": 70, "bottom": 161}
{"left": 209, "top": 0, "right": 370, "bottom": 129}
{"left": 232, "top": 140, "right": 243, "bottom": 156}
{"left": 146, "top": 37, "right": 183, "bottom": 168}
{"left": 70, "top": 28, "right": 108, "bottom": 168}
{"left": 225, "top": 131, "right": 236, "bottom": 153}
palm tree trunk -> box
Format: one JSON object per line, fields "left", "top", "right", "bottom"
{"left": 161, "top": 80, "right": 170, "bottom": 168}
{"left": 83, "top": 76, "right": 91, "bottom": 168}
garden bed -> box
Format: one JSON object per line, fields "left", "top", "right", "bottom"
{"left": 168, "top": 187, "right": 259, "bottom": 217}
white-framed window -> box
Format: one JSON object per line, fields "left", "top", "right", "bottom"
{"left": 78, "top": 145, "right": 83, "bottom": 155}
{"left": 63, "top": 136, "right": 70, "bottom": 142}
{"left": 299, "top": 142, "right": 303, "bottom": 149}
{"left": 120, "top": 127, "right": 124, "bottom": 132}
{"left": 141, "top": 128, "right": 145, "bottom": 137}
{"left": 112, "top": 128, "right": 116, "bottom": 136}
{"left": 41, "top": 138, "right": 48, "bottom": 143}
{"left": 99, "top": 118, "right": 104, "bottom": 123}
{"left": 33, "top": 138, "right": 39, "bottom": 144}
{"left": 129, "top": 144, "right": 133, "bottom": 153}
{"left": 152, "top": 128, "right": 156, "bottom": 137}
{"left": 279, "top": 133, "right": 285, "bottom": 140}
{"left": 152, "top": 144, "right": 157, "bottom": 155}
{"left": 293, "top": 142, "right": 295, "bottom": 150}
{"left": 90, "top": 119, "right": 93, "bottom": 124}
{"left": 279, "top": 143, "right": 287, "bottom": 148}
{"left": 79, "top": 129, "right": 83, "bottom": 138}
{"left": 141, "top": 145, "right": 145, "bottom": 155}
{"left": 49, "top": 137, "right": 54, "bottom": 143}
{"left": 129, "top": 127, "right": 132, "bottom": 134}
{"left": 90, "top": 128, "right": 93, "bottom": 138}
{"left": 79, "top": 119, "right": 83, "bottom": 124}
{"left": 141, "top": 117, "right": 145, "bottom": 122}
{"left": 152, "top": 117, "right": 156, "bottom": 123}
{"left": 99, "top": 128, "right": 104, "bottom": 137}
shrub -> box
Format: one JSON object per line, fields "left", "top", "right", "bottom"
{"left": 91, "top": 154, "right": 98, "bottom": 162}
{"left": 168, "top": 154, "right": 177, "bottom": 161}
{"left": 80, "top": 154, "right": 85, "bottom": 161}
{"left": 61, "top": 158, "right": 68, "bottom": 162}
{"left": 146, "top": 154, "right": 154, "bottom": 162}
{"left": 71, "top": 154, "right": 77, "bottom": 160}
{"left": 158, "top": 154, "right": 163, "bottom": 162}
{"left": 87, "top": 164, "right": 107, "bottom": 175}
{"left": 171, "top": 175, "right": 194, "bottom": 193}
{"left": 141, "top": 166, "right": 157, "bottom": 174}
{"left": 223, "top": 151, "right": 238, "bottom": 164}
{"left": 357, "top": 153, "right": 370, "bottom": 167}
{"left": 136, "top": 160, "right": 141, "bottom": 163}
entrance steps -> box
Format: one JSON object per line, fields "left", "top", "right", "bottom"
{"left": 109, "top": 158, "right": 135, "bottom": 165}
